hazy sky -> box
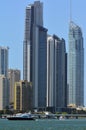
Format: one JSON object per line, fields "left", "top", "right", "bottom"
{"left": 0, "top": 0, "right": 86, "bottom": 105}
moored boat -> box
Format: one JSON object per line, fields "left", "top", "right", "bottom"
{"left": 7, "top": 113, "right": 35, "bottom": 120}
{"left": 59, "top": 116, "right": 66, "bottom": 120}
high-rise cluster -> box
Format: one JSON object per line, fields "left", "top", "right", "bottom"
{"left": 23, "top": 1, "right": 84, "bottom": 112}
{"left": 0, "top": 1, "right": 84, "bottom": 113}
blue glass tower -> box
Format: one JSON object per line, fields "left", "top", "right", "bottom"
{"left": 23, "top": 1, "right": 47, "bottom": 109}
{"left": 0, "top": 46, "right": 9, "bottom": 77}
{"left": 68, "top": 21, "right": 84, "bottom": 107}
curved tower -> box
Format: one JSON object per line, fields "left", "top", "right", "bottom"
{"left": 68, "top": 21, "right": 84, "bottom": 107}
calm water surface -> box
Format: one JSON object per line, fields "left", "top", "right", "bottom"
{"left": 0, "top": 119, "right": 86, "bottom": 130}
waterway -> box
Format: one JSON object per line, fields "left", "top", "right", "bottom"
{"left": 0, "top": 118, "right": 86, "bottom": 130}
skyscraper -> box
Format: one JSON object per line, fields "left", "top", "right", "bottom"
{"left": 0, "top": 46, "right": 9, "bottom": 77}
{"left": 68, "top": 21, "right": 84, "bottom": 107}
{"left": 47, "top": 35, "right": 67, "bottom": 111}
{"left": 0, "top": 75, "right": 9, "bottom": 110}
{"left": 23, "top": 1, "right": 47, "bottom": 109}
{"left": 32, "top": 26, "right": 47, "bottom": 108}
{"left": 8, "top": 69, "right": 20, "bottom": 104}
{"left": 0, "top": 46, "right": 9, "bottom": 110}
{"left": 23, "top": 1, "right": 43, "bottom": 81}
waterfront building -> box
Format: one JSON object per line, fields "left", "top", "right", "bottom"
{"left": 47, "top": 35, "right": 67, "bottom": 111}
{"left": 32, "top": 26, "right": 47, "bottom": 109}
{"left": 0, "top": 46, "right": 9, "bottom": 77}
{"left": 0, "top": 46, "right": 9, "bottom": 110}
{"left": 23, "top": 1, "right": 43, "bottom": 81}
{"left": 14, "top": 80, "right": 32, "bottom": 112}
{"left": 68, "top": 21, "right": 84, "bottom": 107}
{"left": 0, "top": 75, "right": 9, "bottom": 110}
{"left": 23, "top": 1, "right": 47, "bottom": 109}
{"left": 8, "top": 69, "right": 20, "bottom": 104}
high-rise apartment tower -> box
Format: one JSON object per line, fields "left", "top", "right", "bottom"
{"left": 0, "top": 46, "right": 9, "bottom": 77}
{"left": 47, "top": 35, "right": 67, "bottom": 111}
{"left": 0, "top": 46, "right": 9, "bottom": 109}
{"left": 68, "top": 21, "right": 84, "bottom": 107}
{"left": 23, "top": 1, "right": 47, "bottom": 109}
{"left": 8, "top": 69, "right": 20, "bottom": 103}
{"left": 23, "top": 1, "right": 43, "bottom": 81}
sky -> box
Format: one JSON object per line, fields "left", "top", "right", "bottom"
{"left": 0, "top": 0, "right": 86, "bottom": 105}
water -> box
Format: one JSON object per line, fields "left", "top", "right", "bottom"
{"left": 0, "top": 119, "right": 86, "bottom": 130}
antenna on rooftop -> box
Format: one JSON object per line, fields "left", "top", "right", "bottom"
{"left": 70, "top": 0, "right": 72, "bottom": 22}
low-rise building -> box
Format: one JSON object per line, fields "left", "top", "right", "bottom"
{"left": 14, "top": 80, "right": 32, "bottom": 112}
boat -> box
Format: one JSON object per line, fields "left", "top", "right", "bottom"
{"left": 59, "top": 116, "right": 66, "bottom": 120}
{"left": 7, "top": 113, "right": 35, "bottom": 120}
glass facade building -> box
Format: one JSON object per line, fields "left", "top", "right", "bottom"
{"left": 32, "top": 26, "right": 47, "bottom": 108}
{"left": 68, "top": 21, "right": 84, "bottom": 107}
{"left": 23, "top": 1, "right": 43, "bottom": 81}
{"left": 0, "top": 47, "right": 9, "bottom": 109}
{"left": 47, "top": 35, "right": 67, "bottom": 110}
{"left": 0, "top": 46, "right": 9, "bottom": 77}
{"left": 23, "top": 1, "right": 47, "bottom": 109}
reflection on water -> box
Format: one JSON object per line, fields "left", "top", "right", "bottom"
{"left": 0, "top": 119, "right": 86, "bottom": 130}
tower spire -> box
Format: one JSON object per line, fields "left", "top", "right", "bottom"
{"left": 70, "top": 0, "right": 72, "bottom": 22}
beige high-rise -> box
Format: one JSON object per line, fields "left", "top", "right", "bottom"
{"left": 8, "top": 69, "right": 20, "bottom": 104}
{"left": 14, "top": 80, "right": 32, "bottom": 112}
